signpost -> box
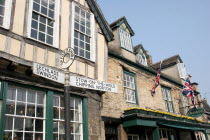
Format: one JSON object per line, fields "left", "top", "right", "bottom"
{"left": 60, "top": 48, "right": 75, "bottom": 140}
{"left": 187, "top": 107, "right": 205, "bottom": 118}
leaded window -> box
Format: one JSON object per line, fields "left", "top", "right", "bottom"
{"left": 123, "top": 72, "right": 136, "bottom": 104}
{"left": 28, "top": 0, "right": 59, "bottom": 47}
{"left": 53, "top": 95, "right": 83, "bottom": 140}
{"left": 137, "top": 52, "right": 147, "bottom": 66}
{"left": 119, "top": 28, "right": 133, "bottom": 52}
{"left": 73, "top": 4, "right": 95, "bottom": 61}
{"left": 0, "top": 0, "right": 12, "bottom": 29}
{"left": 4, "top": 86, "right": 46, "bottom": 140}
{"left": 162, "top": 87, "right": 174, "bottom": 113}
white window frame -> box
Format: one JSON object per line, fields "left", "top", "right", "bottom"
{"left": 195, "top": 131, "right": 206, "bottom": 140}
{"left": 128, "top": 134, "right": 139, "bottom": 140}
{"left": 137, "top": 52, "right": 147, "bottom": 66}
{"left": 0, "top": 0, "right": 13, "bottom": 29}
{"left": 162, "top": 87, "right": 174, "bottom": 113}
{"left": 71, "top": 2, "right": 96, "bottom": 62}
{"left": 119, "top": 28, "right": 133, "bottom": 52}
{"left": 27, "top": 0, "right": 60, "bottom": 48}
{"left": 177, "top": 63, "right": 187, "bottom": 79}
{"left": 123, "top": 72, "right": 136, "bottom": 104}
{"left": 159, "top": 128, "right": 176, "bottom": 140}
{"left": 4, "top": 86, "right": 46, "bottom": 140}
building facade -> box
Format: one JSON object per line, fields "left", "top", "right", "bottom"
{"left": 0, "top": 0, "right": 114, "bottom": 140}
{"left": 101, "top": 17, "right": 210, "bottom": 140}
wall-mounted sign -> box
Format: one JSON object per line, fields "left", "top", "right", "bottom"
{"left": 70, "top": 75, "right": 118, "bottom": 93}
{"left": 187, "top": 107, "right": 205, "bottom": 118}
{"left": 60, "top": 48, "right": 75, "bottom": 69}
{"left": 33, "top": 63, "right": 64, "bottom": 84}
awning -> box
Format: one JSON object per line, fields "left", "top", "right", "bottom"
{"left": 158, "top": 122, "right": 204, "bottom": 131}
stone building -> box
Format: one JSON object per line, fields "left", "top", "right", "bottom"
{"left": 101, "top": 17, "right": 210, "bottom": 140}
{"left": 0, "top": 0, "right": 114, "bottom": 140}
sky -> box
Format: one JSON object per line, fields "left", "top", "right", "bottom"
{"left": 97, "top": 0, "right": 210, "bottom": 103}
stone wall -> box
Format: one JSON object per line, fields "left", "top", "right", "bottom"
{"left": 102, "top": 57, "right": 183, "bottom": 119}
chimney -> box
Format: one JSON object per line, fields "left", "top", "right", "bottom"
{"left": 145, "top": 50, "right": 153, "bottom": 65}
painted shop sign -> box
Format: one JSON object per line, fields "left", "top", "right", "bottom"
{"left": 70, "top": 75, "right": 118, "bottom": 93}
{"left": 187, "top": 107, "right": 205, "bottom": 118}
{"left": 33, "top": 63, "right": 64, "bottom": 84}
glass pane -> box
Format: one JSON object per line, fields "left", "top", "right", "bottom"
{"left": 60, "top": 108, "right": 64, "bottom": 120}
{"left": 39, "top": 32, "right": 45, "bottom": 42}
{"left": 86, "top": 52, "right": 90, "bottom": 59}
{"left": 6, "top": 101, "right": 15, "bottom": 114}
{"left": 74, "top": 31, "right": 78, "bottom": 38}
{"left": 27, "top": 90, "right": 36, "bottom": 103}
{"left": 32, "top": 20, "right": 38, "bottom": 29}
{"left": 74, "top": 38, "right": 78, "bottom": 46}
{"left": 53, "top": 107, "right": 59, "bottom": 119}
{"left": 41, "top": 0, "right": 48, "bottom": 7}
{"left": 35, "top": 119, "right": 43, "bottom": 131}
{"left": 4, "top": 131, "right": 11, "bottom": 140}
{"left": 59, "top": 122, "right": 65, "bottom": 134}
{"left": 31, "top": 29, "right": 37, "bottom": 39}
{"left": 75, "top": 22, "right": 79, "bottom": 30}
{"left": 17, "top": 88, "right": 26, "bottom": 102}
{"left": 35, "top": 133, "right": 43, "bottom": 140}
{"left": 39, "top": 23, "right": 46, "bottom": 32}
{"left": 25, "top": 133, "right": 34, "bottom": 140}
{"left": 37, "top": 92, "right": 44, "bottom": 104}
{"left": 5, "top": 116, "right": 13, "bottom": 130}
{"left": 53, "top": 96, "right": 59, "bottom": 106}
{"left": 74, "top": 123, "right": 80, "bottom": 133}
{"left": 41, "top": 6, "right": 47, "bottom": 15}
{"left": 40, "top": 15, "right": 46, "bottom": 24}
{"left": 79, "top": 49, "right": 84, "bottom": 57}
{"left": 60, "top": 134, "right": 65, "bottom": 140}
{"left": 80, "top": 25, "right": 85, "bottom": 33}
{"left": 53, "top": 134, "right": 59, "bottom": 140}
{"left": 60, "top": 97, "right": 64, "bottom": 107}
{"left": 53, "top": 121, "right": 58, "bottom": 132}
{"left": 37, "top": 105, "right": 44, "bottom": 117}
{"left": 47, "top": 26, "right": 53, "bottom": 35}
{"left": 80, "top": 34, "right": 84, "bottom": 41}
{"left": 33, "top": 2, "right": 40, "bottom": 12}
{"left": 49, "top": 1, "right": 54, "bottom": 10}
{"left": 48, "top": 19, "right": 54, "bottom": 27}
{"left": 74, "top": 46, "right": 78, "bottom": 55}
{"left": 47, "top": 35, "right": 53, "bottom": 45}
{"left": 75, "top": 6, "right": 79, "bottom": 14}
{"left": 7, "top": 87, "right": 16, "bottom": 100}
{"left": 0, "top": 0, "right": 5, "bottom": 5}
{"left": 79, "top": 41, "right": 84, "bottom": 49}
{"left": 14, "top": 117, "right": 24, "bottom": 130}
{"left": 25, "top": 119, "right": 34, "bottom": 131}
{"left": 27, "top": 104, "right": 35, "bottom": 117}
{"left": 0, "top": 17, "right": 3, "bottom": 26}
{"left": 49, "top": 10, "right": 54, "bottom": 18}
{"left": 16, "top": 102, "right": 25, "bottom": 116}
{"left": 14, "top": 132, "right": 23, "bottom": 140}
{"left": 86, "top": 43, "right": 90, "bottom": 51}
{"left": 75, "top": 135, "right": 80, "bottom": 140}
{"left": 75, "top": 111, "right": 79, "bottom": 122}
{"left": 32, "top": 12, "right": 38, "bottom": 20}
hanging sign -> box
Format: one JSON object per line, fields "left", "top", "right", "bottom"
{"left": 60, "top": 48, "right": 75, "bottom": 69}
{"left": 187, "top": 107, "right": 205, "bottom": 118}
{"left": 70, "top": 75, "right": 118, "bottom": 93}
{"left": 33, "top": 63, "right": 64, "bottom": 84}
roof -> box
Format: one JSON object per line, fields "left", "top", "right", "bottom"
{"left": 109, "top": 16, "right": 135, "bottom": 36}
{"left": 86, "top": 0, "right": 114, "bottom": 42}
{"left": 133, "top": 44, "right": 149, "bottom": 59}
{"left": 151, "top": 55, "right": 183, "bottom": 70}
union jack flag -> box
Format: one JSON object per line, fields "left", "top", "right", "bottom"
{"left": 151, "top": 60, "right": 163, "bottom": 96}
{"left": 182, "top": 78, "right": 197, "bottom": 108}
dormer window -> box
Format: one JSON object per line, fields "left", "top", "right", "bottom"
{"left": 137, "top": 52, "right": 147, "bottom": 66}
{"left": 119, "top": 28, "right": 133, "bottom": 52}
{"left": 177, "top": 63, "right": 187, "bottom": 79}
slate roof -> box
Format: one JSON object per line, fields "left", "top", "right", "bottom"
{"left": 109, "top": 16, "right": 135, "bottom": 36}
{"left": 86, "top": 0, "right": 114, "bottom": 42}
{"left": 151, "top": 55, "right": 183, "bottom": 70}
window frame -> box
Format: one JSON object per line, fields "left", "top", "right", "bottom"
{"left": 0, "top": 0, "right": 13, "bottom": 29}
{"left": 177, "top": 63, "right": 187, "bottom": 79}
{"left": 137, "top": 52, "right": 148, "bottom": 66}
{"left": 123, "top": 71, "right": 139, "bottom": 105}
{"left": 128, "top": 134, "right": 139, "bottom": 140}
{"left": 118, "top": 28, "right": 133, "bottom": 52}
{"left": 71, "top": 2, "right": 96, "bottom": 62}
{"left": 27, "top": 0, "right": 60, "bottom": 48}
{"left": 161, "top": 86, "right": 174, "bottom": 113}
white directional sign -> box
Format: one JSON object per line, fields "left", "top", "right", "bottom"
{"left": 33, "top": 63, "right": 64, "bottom": 84}
{"left": 70, "top": 75, "right": 118, "bottom": 93}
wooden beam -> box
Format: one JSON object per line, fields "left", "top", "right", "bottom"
{"left": 7, "top": 62, "right": 18, "bottom": 71}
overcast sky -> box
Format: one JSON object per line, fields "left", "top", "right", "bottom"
{"left": 98, "top": 0, "right": 210, "bottom": 103}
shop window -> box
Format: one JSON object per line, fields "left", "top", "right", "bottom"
{"left": 119, "top": 28, "right": 133, "bottom": 52}
{"left": 195, "top": 131, "right": 206, "bottom": 140}
{"left": 162, "top": 87, "right": 174, "bottom": 113}
{"left": 177, "top": 63, "right": 187, "bottom": 79}
{"left": 53, "top": 95, "right": 83, "bottom": 140}
{"left": 159, "top": 128, "right": 176, "bottom": 140}
{"left": 27, "top": 0, "right": 60, "bottom": 47}
{"left": 128, "top": 134, "right": 139, "bottom": 140}
{"left": 71, "top": 3, "right": 95, "bottom": 61}
{"left": 137, "top": 52, "right": 147, "bottom": 66}
{"left": 0, "top": 0, "right": 12, "bottom": 29}
{"left": 4, "top": 86, "right": 46, "bottom": 140}
{"left": 123, "top": 72, "right": 138, "bottom": 104}
{"left": 105, "top": 124, "right": 118, "bottom": 140}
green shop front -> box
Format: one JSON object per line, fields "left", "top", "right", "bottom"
{"left": 122, "top": 108, "right": 210, "bottom": 140}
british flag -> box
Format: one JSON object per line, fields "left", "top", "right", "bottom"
{"left": 151, "top": 61, "right": 162, "bottom": 96}
{"left": 182, "top": 78, "right": 196, "bottom": 108}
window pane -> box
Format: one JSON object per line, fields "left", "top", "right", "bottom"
{"left": 5, "top": 116, "right": 13, "bottom": 130}
{"left": 35, "top": 133, "right": 43, "bottom": 140}
{"left": 6, "top": 101, "right": 15, "bottom": 114}
{"left": 16, "top": 102, "right": 25, "bottom": 116}
{"left": 47, "top": 35, "right": 53, "bottom": 45}
{"left": 14, "top": 117, "right": 24, "bottom": 130}
{"left": 27, "top": 104, "right": 35, "bottom": 117}
{"left": 35, "top": 119, "right": 43, "bottom": 131}
{"left": 31, "top": 29, "right": 38, "bottom": 39}
{"left": 37, "top": 105, "right": 44, "bottom": 117}
{"left": 7, "top": 87, "right": 16, "bottom": 100}
{"left": 27, "top": 90, "right": 36, "bottom": 103}
{"left": 37, "top": 92, "right": 44, "bottom": 104}
{"left": 39, "top": 23, "right": 46, "bottom": 32}
{"left": 33, "top": 2, "right": 40, "bottom": 12}
{"left": 25, "top": 119, "right": 34, "bottom": 131}
{"left": 32, "top": 20, "right": 38, "bottom": 29}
